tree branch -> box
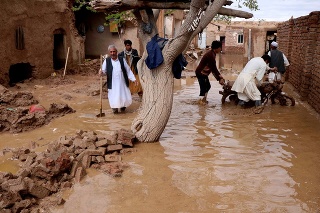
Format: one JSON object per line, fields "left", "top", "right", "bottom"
{"left": 90, "top": 0, "right": 253, "bottom": 19}
{"left": 218, "top": 7, "right": 252, "bottom": 19}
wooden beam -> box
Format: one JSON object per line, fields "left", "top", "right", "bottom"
{"left": 90, "top": 0, "right": 253, "bottom": 19}
{"left": 218, "top": 7, "right": 253, "bottom": 19}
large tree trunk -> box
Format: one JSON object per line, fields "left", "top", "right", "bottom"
{"left": 131, "top": 59, "right": 174, "bottom": 142}
{"left": 130, "top": 9, "right": 177, "bottom": 142}
{"left": 130, "top": 0, "right": 231, "bottom": 142}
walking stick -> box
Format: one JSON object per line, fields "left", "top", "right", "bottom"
{"left": 97, "top": 55, "right": 105, "bottom": 117}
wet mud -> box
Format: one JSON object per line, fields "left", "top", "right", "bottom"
{"left": 0, "top": 62, "right": 320, "bottom": 212}
{"left": 0, "top": 83, "right": 75, "bottom": 133}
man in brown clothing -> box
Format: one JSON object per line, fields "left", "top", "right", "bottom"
{"left": 195, "top": 40, "right": 225, "bottom": 104}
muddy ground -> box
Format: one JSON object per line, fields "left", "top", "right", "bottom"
{"left": 1, "top": 58, "right": 320, "bottom": 212}
{"left": 0, "top": 59, "right": 137, "bottom": 212}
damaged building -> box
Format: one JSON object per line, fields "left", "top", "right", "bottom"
{"left": 0, "top": 0, "right": 86, "bottom": 87}
{"left": 0, "top": 0, "right": 141, "bottom": 87}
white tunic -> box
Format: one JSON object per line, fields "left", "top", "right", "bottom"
{"left": 102, "top": 58, "right": 136, "bottom": 108}
{"left": 231, "top": 57, "right": 268, "bottom": 102}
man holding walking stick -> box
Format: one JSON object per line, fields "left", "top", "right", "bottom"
{"left": 99, "top": 44, "right": 138, "bottom": 114}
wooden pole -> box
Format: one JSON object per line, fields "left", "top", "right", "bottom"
{"left": 63, "top": 47, "right": 70, "bottom": 79}
{"left": 99, "top": 55, "right": 103, "bottom": 115}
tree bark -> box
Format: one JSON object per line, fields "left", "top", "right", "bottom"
{"left": 130, "top": 9, "right": 176, "bottom": 142}
{"left": 132, "top": 59, "right": 174, "bottom": 142}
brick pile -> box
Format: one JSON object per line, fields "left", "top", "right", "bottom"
{"left": 0, "top": 129, "right": 136, "bottom": 212}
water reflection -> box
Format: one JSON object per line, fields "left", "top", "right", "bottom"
{"left": 160, "top": 77, "right": 320, "bottom": 212}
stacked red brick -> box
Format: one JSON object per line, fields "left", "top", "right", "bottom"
{"left": 278, "top": 12, "right": 320, "bottom": 113}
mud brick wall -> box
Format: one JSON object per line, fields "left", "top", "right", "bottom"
{"left": 277, "top": 12, "right": 320, "bottom": 113}
{"left": 0, "top": 0, "right": 84, "bottom": 86}
{"left": 224, "top": 27, "right": 245, "bottom": 54}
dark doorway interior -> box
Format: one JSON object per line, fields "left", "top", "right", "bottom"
{"left": 9, "top": 63, "right": 33, "bottom": 86}
{"left": 220, "top": 36, "right": 226, "bottom": 53}
{"left": 266, "top": 31, "right": 277, "bottom": 53}
{"left": 53, "top": 32, "right": 65, "bottom": 70}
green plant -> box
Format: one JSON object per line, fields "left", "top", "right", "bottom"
{"left": 219, "top": 0, "right": 259, "bottom": 22}
{"left": 104, "top": 11, "right": 135, "bottom": 26}
{"left": 164, "top": 9, "right": 175, "bottom": 16}
{"left": 234, "top": 0, "right": 259, "bottom": 11}
{"left": 72, "top": 0, "right": 96, "bottom": 12}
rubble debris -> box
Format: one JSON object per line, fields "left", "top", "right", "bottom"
{"left": 0, "top": 85, "right": 76, "bottom": 133}
{"left": 77, "top": 59, "right": 101, "bottom": 76}
{"left": 29, "top": 104, "right": 46, "bottom": 113}
{"left": 0, "top": 128, "right": 137, "bottom": 212}
{"left": 0, "top": 85, "right": 38, "bottom": 107}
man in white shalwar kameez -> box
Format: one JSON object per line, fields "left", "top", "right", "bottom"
{"left": 231, "top": 54, "right": 277, "bottom": 107}
{"left": 101, "top": 45, "right": 137, "bottom": 113}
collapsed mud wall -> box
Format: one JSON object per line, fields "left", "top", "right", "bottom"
{"left": 277, "top": 11, "right": 320, "bottom": 113}
{"left": 0, "top": 0, "right": 84, "bottom": 86}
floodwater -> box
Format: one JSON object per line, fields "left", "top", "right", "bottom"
{"left": 1, "top": 56, "right": 320, "bottom": 212}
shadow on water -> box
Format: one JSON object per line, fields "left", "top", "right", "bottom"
{"left": 1, "top": 59, "right": 320, "bottom": 212}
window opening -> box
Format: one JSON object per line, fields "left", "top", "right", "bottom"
{"left": 15, "top": 26, "right": 25, "bottom": 50}
{"left": 237, "top": 34, "right": 244, "bottom": 44}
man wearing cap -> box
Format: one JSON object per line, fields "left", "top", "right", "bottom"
{"left": 100, "top": 44, "right": 137, "bottom": 114}
{"left": 268, "top": 41, "right": 290, "bottom": 82}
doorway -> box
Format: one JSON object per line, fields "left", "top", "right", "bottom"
{"left": 220, "top": 36, "right": 226, "bottom": 53}
{"left": 266, "top": 31, "right": 277, "bottom": 54}
{"left": 53, "top": 29, "right": 66, "bottom": 70}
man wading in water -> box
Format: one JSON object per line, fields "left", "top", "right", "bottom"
{"left": 195, "top": 40, "right": 225, "bottom": 105}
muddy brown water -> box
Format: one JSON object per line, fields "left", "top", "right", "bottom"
{"left": 1, "top": 68, "right": 320, "bottom": 212}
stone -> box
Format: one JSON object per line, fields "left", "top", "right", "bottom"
{"left": 105, "top": 155, "right": 121, "bottom": 162}
{"left": 106, "top": 144, "right": 123, "bottom": 152}
{"left": 75, "top": 167, "right": 86, "bottom": 183}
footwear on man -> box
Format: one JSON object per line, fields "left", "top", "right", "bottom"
{"left": 197, "top": 98, "right": 207, "bottom": 105}
{"left": 238, "top": 100, "right": 245, "bottom": 106}
{"left": 255, "top": 100, "right": 261, "bottom": 106}
{"left": 120, "top": 107, "right": 126, "bottom": 112}
{"left": 112, "top": 108, "right": 118, "bottom": 114}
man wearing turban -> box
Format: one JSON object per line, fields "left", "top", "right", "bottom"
{"left": 267, "top": 41, "right": 290, "bottom": 82}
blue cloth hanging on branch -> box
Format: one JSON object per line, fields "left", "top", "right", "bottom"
{"left": 145, "top": 34, "right": 188, "bottom": 79}
{"left": 172, "top": 54, "right": 188, "bottom": 79}
{"left": 145, "top": 34, "right": 167, "bottom": 69}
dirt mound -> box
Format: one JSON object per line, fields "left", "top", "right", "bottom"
{"left": 0, "top": 84, "right": 75, "bottom": 133}
{"left": 77, "top": 59, "right": 101, "bottom": 76}
{"left": 51, "top": 59, "right": 100, "bottom": 78}
{"left": 0, "top": 85, "right": 38, "bottom": 107}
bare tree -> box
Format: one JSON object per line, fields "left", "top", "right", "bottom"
{"left": 91, "top": 0, "right": 254, "bottom": 142}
